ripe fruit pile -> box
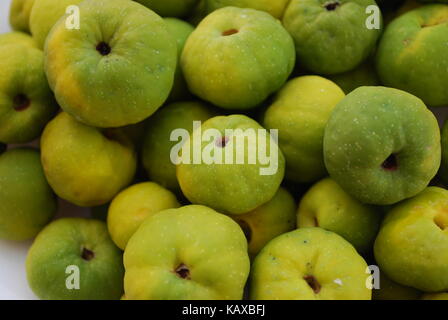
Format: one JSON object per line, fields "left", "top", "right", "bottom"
{"left": 1, "top": 0, "right": 447, "bottom": 300}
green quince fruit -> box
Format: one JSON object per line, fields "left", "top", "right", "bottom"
{"left": 297, "top": 178, "right": 381, "bottom": 253}
{"left": 134, "top": 0, "right": 200, "bottom": 18}
{"left": 40, "top": 112, "right": 137, "bottom": 207}
{"left": 164, "top": 18, "right": 195, "bottom": 103}
{"left": 376, "top": 4, "right": 448, "bottom": 107}
{"left": 250, "top": 228, "right": 371, "bottom": 300}
{"left": 262, "top": 76, "right": 345, "bottom": 183}
{"left": 44, "top": 0, "right": 177, "bottom": 128}
{"left": 324, "top": 86, "right": 440, "bottom": 205}
{"left": 374, "top": 187, "right": 448, "bottom": 292}
{"left": 107, "top": 182, "right": 180, "bottom": 250}
{"left": 9, "top": 0, "right": 35, "bottom": 33}
{"left": 26, "top": 218, "right": 124, "bottom": 300}
{"left": 0, "top": 44, "right": 57, "bottom": 144}
{"left": 421, "top": 293, "right": 448, "bottom": 300}
{"left": 202, "top": 0, "right": 290, "bottom": 19}
{"left": 124, "top": 205, "right": 250, "bottom": 300}
{"left": 0, "top": 148, "right": 56, "bottom": 241}
{"left": 373, "top": 273, "right": 421, "bottom": 300}
{"left": 142, "top": 101, "right": 216, "bottom": 193}
{"left": 29, "top": 0, "right": 83, "bottom": 49}
{"left": 177, "top": 115, "right": 285, "bottom": 215}
{"left": 328, "top": 60, "right": 380, "bottom": 94}
{"left": 283, "top": 0, "right": 382, "bottom": 75}
{"left": 0, "top": 31, "right": 37, "bottom": 48}
{"left": 229, "top": 187, "right": 296, "bottom": 258}
{"left": 181, "top": 7, "right": 295, "bottom": 110}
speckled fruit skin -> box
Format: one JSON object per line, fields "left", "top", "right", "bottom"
{"left": 0, "top": 45, "right": 57, "bottom": 144}
{"left": 181, "top": 7, "right": 295, "bottom": 110}
{"left": 124, "top": 205, "right": 250, "bottom": 300}
{"left": 134, "top": 0, "right": 200, "bottom": 17}
{"left": 250, "top": 228, "right": 371, "bottom": 300}
{"left": 283, "top": 0, "right": 381, "bottom": 75}
{"left": 373, "top": 273, "right": 421, "bottom": 300}
{"left": 324, "top": 86, "right": 440, "bottom": 205}
{"left": 142, "top": 101, "right": 216, "bottom": 193}
{"left": 164, "top": 18, "right": 195, "bottom": 103}
{"left": 297, "top": 178, "right": 381, "bottom": 253}
{"left": 262, "top": 76, "right": 345, "bottom": 183}
{"left": 30, "top": 0, "right": 83, "bottom": 49}
{"left": 44, "top": 0, "right": 177, "bottom": 128}
{"left": 374, "top": 187, "right": 448, "bottom": 292}
{"left": 176, "top": 115, "right": 285, "bottom": 215}
{"left": 0, "top": 148, "right": 56, "bottom": 241}
{"left": 229, "top": 187, "right": 296, "bottom": 258}
{"left": 377, "top": 5, "right": 448, "bottom": 107}
{"left": 41, "top": 112, "right": 137, "bottom": 207}
{"left": 26, "top": 218, "right": 124, "bottom": 300}
{"left": 0, "top": 31, "right": 37, "bottom": 48}
{"left": 107, "top": 182, "right": 180, "bottom": 250}
{"left": 203, "top": 0, "right": 290, "bottom": 18}
{"left": 9, "top": 0, "right": 35, "bottom": 33}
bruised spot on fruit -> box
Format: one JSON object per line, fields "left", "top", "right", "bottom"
{"left": 303, "top": 275, "right": 321, "bottom": 294}
{"left": 175, "top": 263, "right": 191, "bottom": 280}
{"left": 222, "top": 29, "right": 239, "bottom": 36}
{"left": 381, "top": 154, "right": 398, "bottom": 171}
{"left": 216, "top": 136, "right": 229, "bottom": 148}
{"left": 323, "top": 1, "right": 340, "bottom": 11}
{"left": 236, "top": 219, "right": 252, "bottom": 243}
{"left": 96, "top": 42, "right": 111, "bottom": 56}
{"left": 81, "top": 247, "right": 95, "bottom": 261}
{"left": 13, "top": 94, "right": 30, "bottom": 111}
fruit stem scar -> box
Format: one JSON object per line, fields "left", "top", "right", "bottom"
{"left": 216, "top": 136, "right": 230, "bottom": 148}
{"left": 13, "top": 94, "right": 30, "bottom": 111}
{"left": 175, "top": 263, "right": 191, "bottom": 280}
{"left": 81, "top": 247, "right": 95, "bottom": 261}
{"left": 222, "top": 29, "right": 239, "bottom": 36}
{"left": 381, "top": 154, "right": 398, "bottom": 171}
{"left": 303, "top": 275, "right": 321, "bottom": 294}
{"left": 96, "top": 42, "right": 111, "bottom": 56}
{"left": 323, "top": 1, "right": 340, "bottom": 11}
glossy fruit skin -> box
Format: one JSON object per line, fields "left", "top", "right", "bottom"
{"left": 374, "top": 187, "right": 448, "bottom": 292}
{"left": 230, "top": 187, "right": 296, "bottom": 258}
{"left": 283, "top": 0, "right": 381, "bottom": 75}
{"left": 30, "top": 0, "right": 83, "bottom": 49}
{"left": 107, "top": 182, "right": 180, "bottom": 250}
{"left": 134, "top": 0, "right": 200, "bottom": 17}
{"left": 0, "top": 148, "right": 56, "bottom": 241}
{"left": 202, "top": 0, "right": 290, "bottom": 18}
{"left": 297, "top": 178, "right": 381, "bottom": 253}
{"left": 181, "top": 7, "right": 295, "bottom": 110}
{"left": 0, "top": 44, "right": 57, "bottom": 144}
{"left": 40, "top": 112, "right": 137, "bottom": 207}
{"left": 164, "top": 18, "right": 195, "bottom": 103}
{"left": 262, "top": 76, "right": 345, "bottom": 183}
{"left": 142, "top": 101, "right": 216, "bottom": 193}
{"left": 124, "top": 205, "right": 250, "bottom": 300}
{"left": 324, "top": 86, "right": 440, "bottom": 205}
{"left": 26, "top": 218, "right": 124, "bottom": 300}
{"left": 9, "top": 0, "right": 35, "bottom": 33}
{"left": 177, "top": 115, "right": 285, "bottom": 215}
{"left": 44, "top": 0, "right": 177, "bottom": 128}
{"left": 250, "top": 228, "right": 371, "bottom": 300}
{"left": 376, "top": 4, "right": 448, "bottom": 107}
{"left": 0, "top": 31, "right": 37, "bottom": 48}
